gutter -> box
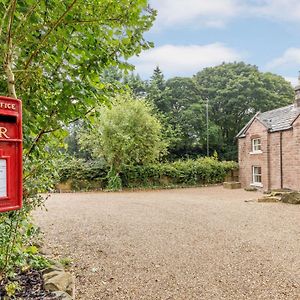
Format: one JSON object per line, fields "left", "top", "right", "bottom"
{"left": 269, "top": 126, "right": 292, "bottom": 133}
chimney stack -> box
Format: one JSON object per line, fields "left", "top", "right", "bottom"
{"left": 294, "top": 72, "right": 300, "bottom": 108}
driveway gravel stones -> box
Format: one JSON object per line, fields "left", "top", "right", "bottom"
{"left": 34, "top": 187, "right": 300, "bottom": 300}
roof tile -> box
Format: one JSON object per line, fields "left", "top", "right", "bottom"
{"left": 237, "top": 104, "right": 300, "bottom": 137}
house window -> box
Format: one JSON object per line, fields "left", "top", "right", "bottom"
{"left": 252, "top": 166, "right": 262, "bottom": 185}
{"left": 251, "top": 138, "right": 261, "bottom": 152}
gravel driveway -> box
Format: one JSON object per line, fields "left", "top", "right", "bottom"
{"left": 34, "top": 187, "right": 300, "bottom": 300}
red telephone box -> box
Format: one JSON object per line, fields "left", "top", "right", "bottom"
{"left": 0, "top": 96, "right": 22, "bottom": 213}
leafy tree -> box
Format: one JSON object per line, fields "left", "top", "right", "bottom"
{"left": 164, "top": 77, "right": 208, "bottom": 158}
{"left": 79, "top": 94, "right": 168, "bottom": 189}
{"left": 0, "top": 0, "right": 155, "bottom": 157}
{"left": 123, "top": 73, "right": 147, "bottom": 97}
{"left": 194, "top": 62, "right": 294, "bottom": 159}
{"left": 143, "top": 63, "right": 294, "bottom": 160}
{"left": 65, "top": 121, "right": 92, "bottom": 160}
{"left": 165, "top": 77, "right": 199, "bottom": 115}
{"left": 0, "top": 0, "right": 155, "bottom": 276}
{"left": 148, "top": 76, "right": 222, "bottom": 159}
{"left": 146, "top": 66, "right": 170, "bottom": 113}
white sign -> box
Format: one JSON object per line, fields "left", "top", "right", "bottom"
{"left": 0, "top": 159, "right": 7, "bottom": 197}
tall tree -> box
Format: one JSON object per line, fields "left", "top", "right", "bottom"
{"left": 0, "top": 0, "right": 156, "bottom": 276}
{"left": 147, "top": 66, "right": 170, "bottom": 112}
{"left": 123, "top": 73, "right": 147, "bottom": 97}
{"left": 164, "top": 77, "right": 207, "bottom": 157}
{"left": 0, "top": 0, "right": 156, "bottom": 190}
{"left": 194, "top": 62, "right": 294, "bottom": 159}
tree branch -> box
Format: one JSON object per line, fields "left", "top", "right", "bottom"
{"left": 61, "top": 18, "right": 122, "bottom": 25}
{"left": 24, "top": 106, "right": 94, "bottom": 158}
{"left": 44, "top": 106, "right": 95, "bottom": 134}
{"left": 25, "top": 128, "right": 46, "bottom": 157}
{"left": 3, "top": 0, "right": 17, "bottom": 98}
{"left": 0, "top": 2, "right": 12, "bottom": 39}
{"left": 24, "top": 0, "right": 78, "bottom": 70}
{"left": 13, "top": 0, "right": 39, "bottom": 38}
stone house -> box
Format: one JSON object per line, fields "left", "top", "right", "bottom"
{"left": 237, "top": 80, "right": 300, "bottom": 191}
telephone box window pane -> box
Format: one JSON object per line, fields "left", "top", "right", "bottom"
{"left": 0, "top": 159, "right": 7, "bottom": 197}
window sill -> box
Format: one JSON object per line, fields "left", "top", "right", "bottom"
{"left": 251, "top": 183, "right": 263, "bottom": 188}
{"left": 249, "top": 150, "right": 262, "bottom": 155}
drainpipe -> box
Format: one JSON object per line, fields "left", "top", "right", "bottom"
{"left": 280, "top": 132, "right": 283, "bottom": 189}
{"left": 267, "top": 133, "right": 271, "bottom": 191}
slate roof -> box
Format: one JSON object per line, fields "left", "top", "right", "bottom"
{"left": 237, "top": 104, "right": 300, "bottom": 138}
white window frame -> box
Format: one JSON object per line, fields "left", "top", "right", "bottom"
{"left": 251, "top": 138, "right": 262, "bottom": 153}
{"left": 251, "top": 166, "right": 262, "bottom": 187}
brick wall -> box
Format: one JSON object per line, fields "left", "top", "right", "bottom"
{"left": 281, "top": 116, "right": 300, "bottom": 190}
{"left": 269, "top": 132, "right": 281, "bottom": 190}
{"left": 239, "top": 115, "right": 300, "bottom": 192}
{"left": 238, "top": 119, "right": 268, "bottom": 190}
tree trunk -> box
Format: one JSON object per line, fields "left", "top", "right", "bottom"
{"left": 3, "top": 0, "right": 17, "bottom": 99}
{"left": 4, "top": 60, "right": 16, "bottom": 99}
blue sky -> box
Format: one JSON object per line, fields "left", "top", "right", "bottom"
{"left": 130, "top": 0, "right": 300, "bottom": 86}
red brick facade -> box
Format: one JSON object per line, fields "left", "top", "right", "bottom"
{"left": 238, "top": 115, "right": 300, "bottom": 191}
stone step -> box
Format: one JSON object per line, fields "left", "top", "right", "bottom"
{"left": 223, "top": 181, "right": 241, "bottom": 189}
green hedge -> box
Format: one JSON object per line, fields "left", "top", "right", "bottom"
{"left": 121, "top": 158, "right": 237, "bottom": 187}
{"left": 58, "top": 157, "right": 238, "bottom": 190}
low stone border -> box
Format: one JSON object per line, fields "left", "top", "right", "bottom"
{"left": 258, "top": 191, "right": 300, "bottom": 204}
{"left": 257, "top": 196, "right": 280, "bottom": 203}
{"left": 43, "top": 262, "right": 75, "bottom": 300}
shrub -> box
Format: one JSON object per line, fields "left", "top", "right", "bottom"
{"left": 79, "top": 95, "right": 168, "bottom": 189}
{"left": 59, "top": 157, "right": 238, "bottom": 190}
{"left": 121, "top": 157, "right": 238, "bottom": 187}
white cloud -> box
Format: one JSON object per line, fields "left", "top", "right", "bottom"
{"left": 266, "top": 47, "right": 300, "bottom": 86}
{"left": 150, "top": 0, "right": 300, "bottom": 29}
{"left": 285, "top": 76, "right": 298, "bottom": 87}
{"left": 250, "top": 0, "right": 300, "bottom": 22}
{"left": 131, "top": 43, "right": 242, "bottom": 78}
{"left": 266, "top": 48, "right": 300, "bottom": 69}
{"left": 151, "top": 0, "right": 240, "bottom": 28}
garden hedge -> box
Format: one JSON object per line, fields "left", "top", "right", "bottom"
{"left": 59, "top": 157, "right": 238, "bottom": 190}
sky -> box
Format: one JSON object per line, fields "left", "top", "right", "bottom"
{"left": 130, "top": 0, "right": 300, "bottom": 86}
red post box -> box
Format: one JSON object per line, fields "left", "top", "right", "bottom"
{"left": 0, "top": 96, "right": 22, "bottom": 213}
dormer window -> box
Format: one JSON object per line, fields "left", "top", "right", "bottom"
{"left": 251, "top": 138, "right": 261, "bottom": 152}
